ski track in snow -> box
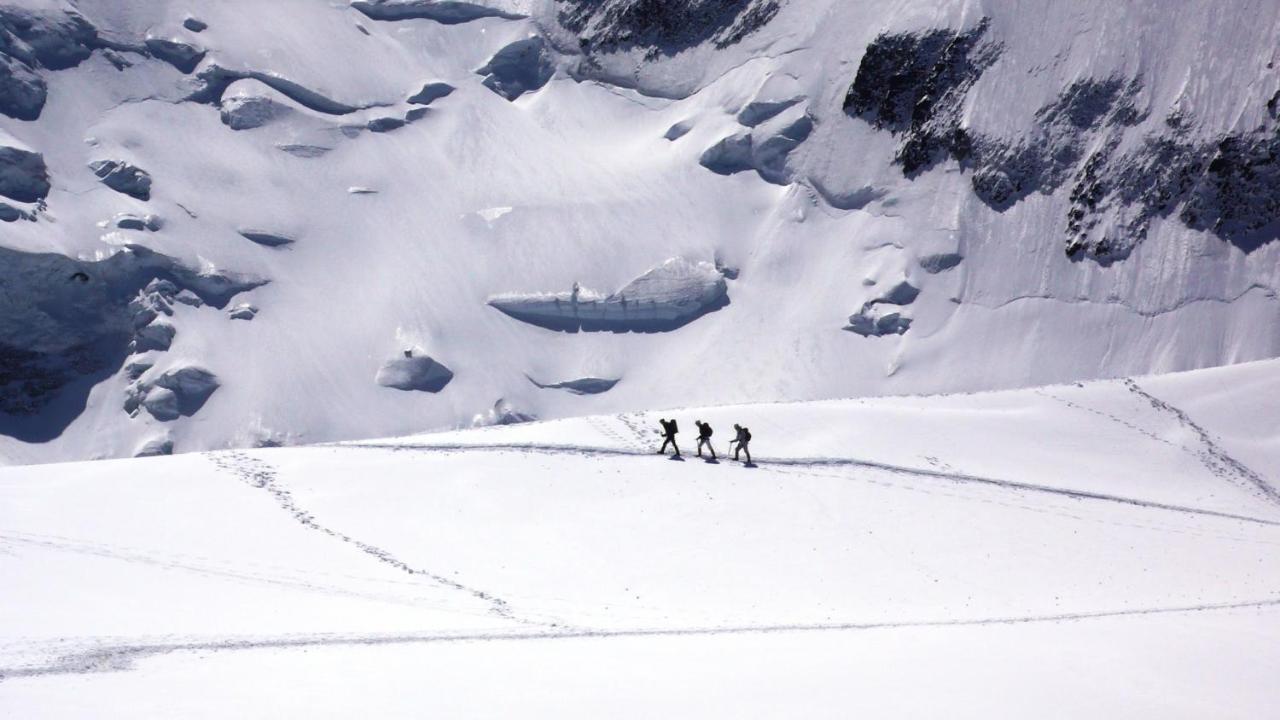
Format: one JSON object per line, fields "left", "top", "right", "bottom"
{"left": 207, "top": 452, "right": 555, "bottom": 628}
{"left": 342, "top": 441, "right": 1280, "bottom": 527}
{"left": 5, "top": 596, "right": 1279, "bottom": 681}
{"left": 1123, "top": 379, "right": 1280, "bottom": 507}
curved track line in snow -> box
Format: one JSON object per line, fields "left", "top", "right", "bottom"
{"left": 207, "top": 452, "right": 552, "bottom": 627}
{"left": 342, "top": 441, "right": 1280, "bottom": 527}
{"left": 6, "top": 596, "right": 1280, "bottom": 681}
{"left": 1124, "top": 379, "right": 1280, "bottom": 506}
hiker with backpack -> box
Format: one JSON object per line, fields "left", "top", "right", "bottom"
{"left": 730, "top": 423, "right": 752, "bottom": 464}
{"left": 657, "top": 418, "right": 681, "bottom": 457}
{"left": 694, "top": 420, "right": 716, "bottom": 459}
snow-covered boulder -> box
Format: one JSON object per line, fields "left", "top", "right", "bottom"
{"left": 489, "top": 258, "right": 729, "bottom": 333}
{"left": 153, "top": 366, "right": 220, "bottom": 416}
{"left": 375, "top": 350, "right": 454, "bottom": 392}
{"left": 133, "top": 433, "right": 173, "bottom": 457}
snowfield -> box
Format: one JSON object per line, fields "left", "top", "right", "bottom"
{"left": 2, "top": 0, "right": 1279, "bottom": 463}
{"left": 2, "top": 359, "right": 1279, "bottom": 717}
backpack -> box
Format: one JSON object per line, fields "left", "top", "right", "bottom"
{"left": 703, "top": 425, "right": 713, "bottom": 438}
{"left": 670, "top": 419, "right": 679, "bottom": 433}
{"left": 742, "top": 428, "right": 751, "bottom": 442}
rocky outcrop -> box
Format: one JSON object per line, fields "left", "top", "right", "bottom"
{"left": 844, "top": 18, "right": 1000, "bottom": 177}
{"left": 489, "top": 258, "right": 729, "bottom": 333}
{"left": 408, "top": 81, "right": 454, "bottom": 105}
{"left": 846, "top": 280, "right": 919, "bottom": 337}
{"left": 144, "top": 36, "right": 205, "bottom": 74}
{"left": 557, "top": 0, "right": 780, "bottom": 58}
{"left": 238, "top": 229, "right": 295, "bottom": 248}
{"left": 89, "top": 160, "right": 152, "bottom": 200}
{"left": 0, "top": 144, "right": 48, "bottom": 201}
{"left": 0, "top": 6, "right": 104, "bottom": 120}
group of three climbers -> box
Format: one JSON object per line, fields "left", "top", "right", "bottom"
{"left": 656, "top": 418, "right": 752, "bottom": 464}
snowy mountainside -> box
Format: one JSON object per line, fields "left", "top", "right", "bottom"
{"left": 1, "top": 0, "right": 1278, "bottom": 463}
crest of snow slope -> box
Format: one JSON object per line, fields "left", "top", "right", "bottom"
{"left": 1, "top": 360, "right": 1279, "bottom": 716}
{"left": 0, "top": 0, "right": 1278, "bottom": 462}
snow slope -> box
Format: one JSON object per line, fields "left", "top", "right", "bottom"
{"left": 1, "top": 0, "right": 1279, "bottom": 462}
{"left": 2, "top": 359, "right": 1279, "bottom": 716}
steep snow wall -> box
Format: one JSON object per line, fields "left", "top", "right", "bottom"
{"left": 0, "top": 0, "right": 1277, "bottom": 462}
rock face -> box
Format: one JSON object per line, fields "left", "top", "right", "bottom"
{"left": 0, "top": 53, "right": 46, "bottom": 121}
{"left": 844, "top": 18, "right": 1000, "bottom": 177}
{"left": 557, "top": 0, "right": 780, "bottom": 58}
{"left": 0, "top": 245, "right": 261, "bottom": 440}
{"left": 489, "top": 258, "right": 729, "bottom": 333}
{"left": 153, "top": 366, "right": 220, "bottom": 416}
{"left": 144, "top": 37, "right": 206, "bottom": 74}
{"left": 476, "top": 37, "right": 554, "bottom": 101}
{"left": 89, "top": 160, "right": 152, "bottom": 200}
{"left": 0, "top": 6, "right": 103, "bottom": 120}
{"left": 189, "top": 65, "right": 362, "bottom": 115}
{"left": 529, "top": 376, "right": 619, "bottom": 395}
{"left": 351, "top": 0, "right": 524, "bottom": 24}
{"left": 375, "top": 350, "right": 454, "bottom": 392}
{"left": 0, "top": 145, "right": 49, "bottom": 201}
{"left": 112, "top": 213, "right": 163, "bottom": 231}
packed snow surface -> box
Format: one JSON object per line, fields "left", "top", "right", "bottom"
{"left": 1, "top": 360, "right": 1279, "bottom": 716}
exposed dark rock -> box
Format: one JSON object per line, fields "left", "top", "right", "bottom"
{"left": 0, "top": 53, "right": 46, "bottom": 120}
{"left": 375, "top": 350, "right": 454, "bottom": 392}
{"left": 557, "top": 0, "right": 780, "bottom": 58}
{"left": 846, "top": 311, "right": 911, "bottom": 337}
{"left": 0, "top": 145, "right": 48, "bottom": 201}
{"left": 529, "top": 375, "right": 619, "bottom": 395}
{"left": 367, "top": 116, "right": 405, "bottom": 132}
{"left": 843, "top": 18, "right": 1000, "bottom": 177}
{"left": 918, "top": 252, "right": 963, "bottom": 274}
{"left": 0, "top": 6, "right": 100, "bottom": 71}
{"left": 664, "top": 119, "right": 693, "bottom": 140}
{"left": 972, "top": 77, "right": 1143, "bottom": 211}
{"left": 183, "top": 17, "right": 208, "bottom": 33}
{"left": 351, "top": 0, "right": 525, "bottom": 24}
{"left": 845, "top": 280, "right": 919, "bottom": 337}
{"left": 475, "top": 398, "right": 536, "bottom": 426}
{"left": 144, "top": 36, "right": 205, "bottom": 74}
{"left": 476, "top": 36, "right": 554, "bottom": 101}
{"left": 238, "top": 229, "right": 295, "bottom": 248}
{"left": 89, "top": 160, "right": 152, "bottom": 200}
{"left": 699, "top": 132, "right": 753, "bottom": 175}
{"left": 189, "top": 65, "right": 363, "bottom": 115}
{"left": 113, "top": 213, "right": 163, "bottom": 231}
{"left": 0, "top": 201, "right": 27, "bottom": 221}
{"left": 408, "top": 81, "right": 454, "bottom": 105}
{"left": 277, "top": 143, "right": 332, "bottom": 158}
